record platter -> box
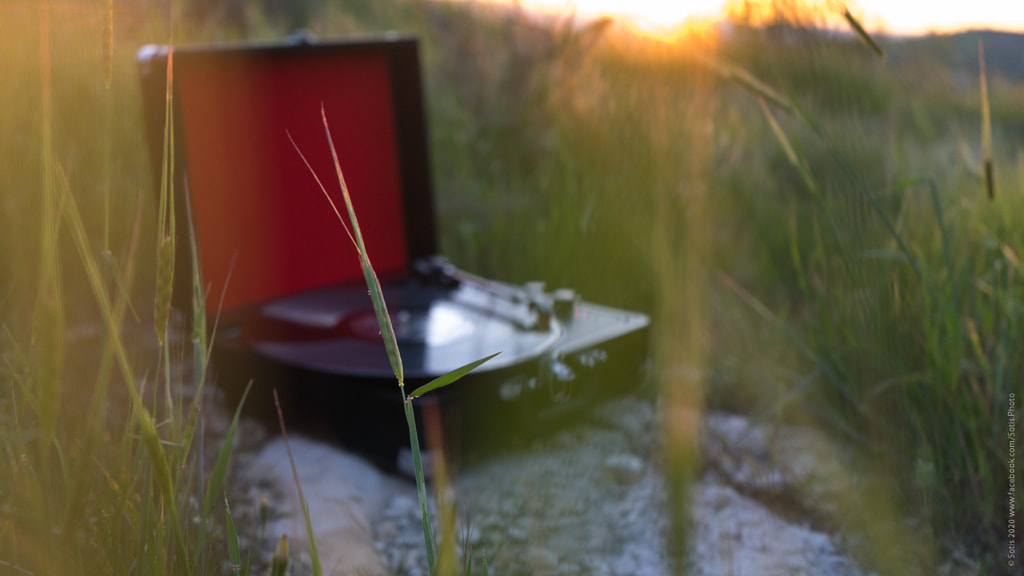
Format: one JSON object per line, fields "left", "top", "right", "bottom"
{"left": 137, "top": 34, "right": 650, "bottom": 471}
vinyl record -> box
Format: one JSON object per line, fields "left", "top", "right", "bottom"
{"left": 241, "top": 280, "right": 562, "bottom": 380}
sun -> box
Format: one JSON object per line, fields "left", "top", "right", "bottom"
{"left": 569, "top": 0, "right": 724, "bottom": 26}
{"left": 522, "top": 0, "right": 726, "bottom": 29}
{"left": 513, "top": 0, "right": 726, "bottom": 43}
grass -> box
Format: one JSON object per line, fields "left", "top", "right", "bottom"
{"left": 290, "top": 103, "right": 501, "bottom": 575}
{"left": 0, "top": 3, "right": 276, "bottom": 575}
{"left": 411, "top": 4, "right": 1021, "bottom": 572}
{"left": 1, "top": 0, "right": 1022, "bottom": 575}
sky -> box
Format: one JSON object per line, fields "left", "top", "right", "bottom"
{"left": 510, "top": 0, "right": 1024, "bottom": 36}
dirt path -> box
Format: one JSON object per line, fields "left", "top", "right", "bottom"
{"left": 232, "top": 396, "right": 870, "bottom": 576}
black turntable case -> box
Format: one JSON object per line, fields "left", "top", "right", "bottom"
{"left": 137, "top": 34, "right": 650, "bottom": 470}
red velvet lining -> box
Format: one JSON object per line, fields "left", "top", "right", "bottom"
{"left": 176, "top": 51, "right": 409, "bottom": 313}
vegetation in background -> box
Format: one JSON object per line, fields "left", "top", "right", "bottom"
{"left": 0, "top": 2, "right": 265, "bottom": 574}
{"left": 1, "top": 0, "right": 1021, "bottom": 574}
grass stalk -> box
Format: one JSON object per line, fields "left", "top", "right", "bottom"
{"left": 154, "top": 41, "right": 176, "bottom": 346}
{"left": 291, "top": 104, "right": 500, "bottom": 575}
{"left": 840, "top": 6, "right": 886, "bottom": 60}
{"left": 978, "top": 40, "right": 994, "bottom": 200}
{"left": 272, "top": 389, "right": 323, "bottom": 576}
{"left": 57, "top": 152, "right": 194, "bottom": 576}
{"left": 32, "top": 2, "right": 62, "bottom": 528}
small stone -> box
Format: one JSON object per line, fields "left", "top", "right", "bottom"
{"left": 713, "top": 490, "right": 730, "bottom": 511}
{"left": 527, "top": 546, "right": 559, "bottom": 572}
{"left": 500, "top": 499, "right": 520, "bottom": 516}
{"left": 552, "top": 428, "right": 580, "bottom": 449}
{"left": 592, "top": 397, "right": 654, "bottom": 442}
{"left": 507, "top": 526, "right": 529, "bottom": 542}
{"left": 390, "top": 495, "right": 418, "bottom": 516}
{"left": 587, "top": 563, "right": 613, "bottom": 576}
{"left": 558, "top": 563, "right": 582, "bottom": 575}
{"left": 604, "top": 453, "right": 646, "bottom": 484}
{"left": 612, "top": 555, "right": 638, "bottom": 576}
{"left": 376, "top": 520, "right": 398, "bottom": 541}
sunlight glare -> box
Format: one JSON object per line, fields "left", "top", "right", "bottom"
{"left": 491, "top": 0, "right": 1024, "bottom": 36}
{"left": 523, "top": 0, "right": 724, "bottom": 30}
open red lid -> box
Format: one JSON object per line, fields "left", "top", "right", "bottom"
{"left": 138, "top": 34, "right": 437, "bottom": 316}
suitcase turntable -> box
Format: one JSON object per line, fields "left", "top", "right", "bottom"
{"left": 137, "top": 34, "right": 650, "bottom": 471}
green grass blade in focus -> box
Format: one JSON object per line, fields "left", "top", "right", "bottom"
{"left": 288, "top": 127, "right": 404, "bottom": 385}
{"left": 224, "top": 496, "right": 241, "bottom": 575}
{"left": 403, "top": 399, "right": 437, "bottom": 572}
{"left": 203, "top": 382, "right": 252, "bottom": 522}
{"left": 295, "top": 105, "right": 468, "bottom": 574}
{"left": 319, "top": 105, "right": 405, "bottom": 386}
{"left": 408, "top": 352, "right": 501, "bottom": 400}
{"left": 319, "top": 105, "right": 438, "bottom": 571}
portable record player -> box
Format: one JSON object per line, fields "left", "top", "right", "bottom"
{"left": 137, "top": 33, "right": 650, "bottom": 471}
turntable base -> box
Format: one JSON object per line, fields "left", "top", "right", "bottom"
{"left": 213, "top": 269, "right": 650, "bottom": 472}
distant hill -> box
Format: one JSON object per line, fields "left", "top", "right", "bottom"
{"left": 887, "top": 29, "right": 1024, "bottom": 83}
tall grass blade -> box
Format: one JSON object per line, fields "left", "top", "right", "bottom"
{"left": 185, "top": 180, "right": 211, "bottom": 387}
{"left": 286, "top": 132, "right": 355, "bottom": 248}
{"left": 59, "top": 188, "right": 144, "bottom": 543}
{"left": 403, "top": 396, "right": 438, "bottom": 572}
{"left": 842, "top": 7, "right": 886, "bottom": 60}
{"left": 183, "top": 177, "right": 215, "bottom": 576}
{"left": 964, "top": 317, "right": 992, "bottom": 378}
{"left": 692, "top": 53, "right": 794, "bottom": 115}
{"left": 0, "top": 560, "right": 33, "bottom": 576}
{"left": 424, "top": 404, "right": 457, "bottom": 576}
{"left": 716, "top": 270, "right": 868, "bottom": 432}
{"left": 154, "top": 44, "right": 175, "bottom": 345}
{"left": 288, "top": 125, "right": 404, "bottom": 385}
{"left": 319, "top": 105, "right": 404, "bottom": 386}
{"left": 203, "top": 382, "right": 252, "bottom": 521}
{"left": 757, "top": 97, "right": 819, "bottom": 199}
{"left": 272, "top": 389, "right": 322, "bottom": 576}
{"left": 320, "top": 105, "right": 443, "bottom": 571}
{"left": 100, "top": 0, "right": 115, "bottom": 253}
{"left": 978, "top": 40, "right": 994, "bottom": 200}
{"left": 55, "top": 163, "right": 193, "bottom": 576}
{"left": 1001, "top": 245, "right": 1022, "bottom": 275}
{"left": 101, "top": 251, "right": 140, "bottom": 321}
{"left": 300, "top": 106, "right": 499, "bottom": 574}
{"left": 408, "top": 352, "right": 501, "bottom": 400}
{"left": 33, "top": 0, "right": 64, "bottom": 477}
{"left": 103, "top": 0, "right": 114, "bottom": 89}
{"left": 926, "top": 179, "right": 956, "bottom": 290}
{"left": 225, "top": 496, "right": 242, "bottom": 575}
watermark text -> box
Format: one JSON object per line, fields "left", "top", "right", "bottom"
{"left": 1009, "top": 392, "right": 1017, "bottom": 568}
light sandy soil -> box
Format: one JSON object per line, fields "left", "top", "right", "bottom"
{"left": 233, "top": 396, "right": 873, "bottom": 576}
